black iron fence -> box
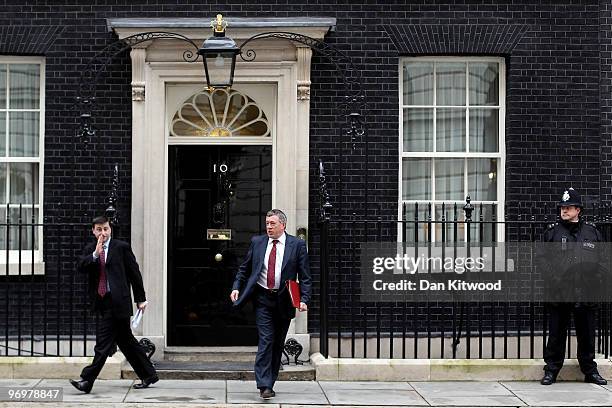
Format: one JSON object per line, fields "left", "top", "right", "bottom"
{"left": 0, "top": 211, "right": 107, "bottom": 357}
{"left": 317, "top": 194, "right": 612, "bottom": 360}
{"left": 3, "top": 193, "right": 612, "bottom": 361}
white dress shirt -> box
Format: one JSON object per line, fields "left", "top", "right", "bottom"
{"left": 258, "top": 233, "right": 286, "bottom": 289}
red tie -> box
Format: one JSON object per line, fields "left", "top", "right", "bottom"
{"left": 97, "top": 247, "right": 107, "bottom": 297}
{"left": 267, "top": 240, "right": 279, "bottom": 289}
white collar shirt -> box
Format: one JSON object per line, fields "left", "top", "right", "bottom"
{"left": 258, "top": 233, "right": 286, "bottom": 290}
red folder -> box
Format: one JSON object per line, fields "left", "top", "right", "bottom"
{"left": 286, "top": 280, "right": 301, "bottom": 308}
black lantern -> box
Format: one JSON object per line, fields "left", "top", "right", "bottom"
{"left": 197, "top": 14, "right": 240, "bottom": 89}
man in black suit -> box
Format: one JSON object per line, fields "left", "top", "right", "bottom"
{"left": 70, "top": 215, "right": 158, "bottom": 393}
{"left": 230, "top": 209, "right": 311, "bottom": 399}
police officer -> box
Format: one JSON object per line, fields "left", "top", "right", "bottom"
{"left": 540, "top": 188, "right": 607, "bottom": 385}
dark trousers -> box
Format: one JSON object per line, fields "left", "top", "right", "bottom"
{"left": 544, "top": 303, "right": 597, "bottom": 375}
{"left": 253, "top": 287, "right": 291, "bottom": 390}
{"left": 81, "top": 295, "right": 156, "bottom": 383}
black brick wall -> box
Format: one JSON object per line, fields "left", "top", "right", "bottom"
{"left": 0, "top": 1, "right": 609, "bottom": 340}
{"left": 601, "top": 0, "right": 612, "bottom": 203}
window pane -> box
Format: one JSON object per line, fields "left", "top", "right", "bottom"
{"left": 9, "top": 111, "right": 39, "bottom": 157}
{"left": 0, "top": 64, "right": 6, "bottom": 108}
{"left": 436, "top": 108, "right": 465, "bottom": 152}
{"left": 403, "top": 108, "right": 433, "bottom": 152}
{"left": 7, "top": 207, "right": 38, "bottom": 250}
{"left": 469, "top": 109, "right": 498, "bottom": 152}
{"left": 9, "top": 64, "right": 39, "bottom": 109}
{"left": 0, "top": 163, "right": 5, "bottom": 204}
{"left": 9, "top": 163, "right": 38, "bottom": 204}
{"left": 469, "top": 63, "right": 499, "bottom": 106}
{"left": 401, "top": 203, "right": 430, "bottom": 243}
{"left": 0, "top": 209, "right": 4, "bottom": 250}
{"left": 402, "top": 158, "right": 431, "bottom": 200}
{"left": 0, "top": 112, "right": 5, "bottom": 156}
{"left": 469, "top": 203, "right": 497, "bottom": 242}
{"left": 403, "top": 62, "right": 433, "bottom": 105}
{"left": 435, "top": 204, "right": 466, "bottom": 243}
{"left": 468, "top": 158, "right": 497, "bottom": 201}
{"left": 436, "top": 63, "right": 466, "bottom": 106}
{"left": 435, "top": 158, "right": 464, "bottom": 200}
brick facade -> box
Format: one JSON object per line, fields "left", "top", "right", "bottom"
{"left": 0, "top": 1, "right": 609, "bottom": 339}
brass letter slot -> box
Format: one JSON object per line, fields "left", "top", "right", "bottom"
{"left": 207, "top": 228, "right": 232, "bottom": 240}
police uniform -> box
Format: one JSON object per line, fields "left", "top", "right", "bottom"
{"left": 540, "top": 188, "right": 607, "bottom": 386}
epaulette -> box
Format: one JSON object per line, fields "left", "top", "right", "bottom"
{"left": 584, "top": 221, "right": 598, "bottom": 228}
{"left": 546, "top": 223, "right": 558, "bottom": 230}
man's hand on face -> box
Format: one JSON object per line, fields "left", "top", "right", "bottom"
{"left": 95, "top": 234, "right": 105, "bottom": 257}
{"left": 92, "top": 222, "right": 111, "bottom": 257}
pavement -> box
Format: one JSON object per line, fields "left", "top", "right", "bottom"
{"left": 3, "top": 378, "right": 612, "bottom": 407}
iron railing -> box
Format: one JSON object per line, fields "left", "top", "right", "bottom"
{"left": 317, "top": 167, "right": 612, "bottom": 359}
{"left": 0, "top": 213, "right": 126, "bottom": 357}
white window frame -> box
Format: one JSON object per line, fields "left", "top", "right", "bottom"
{"left": 0, "top": 56, "right": 45, "bottom": 273}
{"left": 399, "top": 56, "right": 506, "bottom": 242}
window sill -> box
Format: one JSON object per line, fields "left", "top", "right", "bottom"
{"left": 0, "top": 262, "right": 45, "bottom": 276}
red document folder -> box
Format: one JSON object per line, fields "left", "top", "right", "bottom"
{"left": 286, "top": 280, "right": 301, "bottom": 308}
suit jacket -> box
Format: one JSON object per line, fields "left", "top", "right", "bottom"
{"left": 232, "top": 233, "right": 311, "bottom": 319}
{"left": 78, "top": 238, "right": 146, "bottom": 319}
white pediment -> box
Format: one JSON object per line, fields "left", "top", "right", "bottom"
{"left": 107, "top": 17, "right": 335, "bottom": 41}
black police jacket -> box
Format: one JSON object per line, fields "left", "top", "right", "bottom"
{"left": 538, "top": 220, "right": 607, "bottom": 304}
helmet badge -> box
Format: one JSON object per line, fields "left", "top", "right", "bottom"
{"left": 562, "top": 191, "right": 570, "bottom": 202}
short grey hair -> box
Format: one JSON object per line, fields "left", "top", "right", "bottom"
{"left": 266, "top": 209, "right": 287, "bottom": 225}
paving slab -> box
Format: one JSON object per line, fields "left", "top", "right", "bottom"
{"left": 125, "top": 384, "right": 226, "bottom": 403}
{"left": 324, "top": 389, "right": 428, "bottom": 406}
{"left": 228, "top": 380, "right": 323, "bottom": 393}
{"left": 412, "top": 381, "right": 514, "bottom": 397}
{"left": 502, "top": 381, "right": 604, "bottom": 392}
{"left": 228, "top": 391, "right": 329, "bottom": 404}
{"left": 150, "top": 379, "right": 226, "bottom": 389}
{"left": 0, "top": 379, "right": 40, "bottom": 388}
{"left": 0, "top": 404, "right": 275, "bottom": 408}
{"left": 423, "top": 396, "right": 526, "bottom": 406}
{"left": 319, "top": 381, "right": 413, "bottom": 391}
{"left": 283, "top": 406, "right": 417, "bottom": 408}
{"left": 511, "top": 390, "right": 612, "bottom": 406}
{"left": 37, "top": 378, "right": 132, "bottom": 403}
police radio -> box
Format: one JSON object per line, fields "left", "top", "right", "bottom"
{"left": 561, "top": 235, "right": 567, "bottom": 251}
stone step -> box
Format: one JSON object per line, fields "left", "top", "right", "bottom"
{"left": 163, "top": 346, "right": 258, "bottom": 362}
{"left": 122, "top": 360, "right": 315, "bottom": 381}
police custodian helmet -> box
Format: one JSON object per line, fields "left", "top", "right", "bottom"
{"left": 557, "top": 187, "right": 583, "bottom": 208}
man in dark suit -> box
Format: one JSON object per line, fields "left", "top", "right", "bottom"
{"left": 70, "top": 215, "right": 158, "bottom": 393}
{"left": 230, "top": 209, "right": 311, "bottom": 400}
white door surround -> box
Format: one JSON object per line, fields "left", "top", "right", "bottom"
{"left": 107, "top": 17, "right": 335, "bottom": 357}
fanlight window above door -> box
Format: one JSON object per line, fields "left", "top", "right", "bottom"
{"left": 170, "top": 88, "right": 270, "bottom": 138}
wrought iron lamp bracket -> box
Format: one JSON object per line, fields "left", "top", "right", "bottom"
{"left": 76, "top": 31, "right": 201, "bottom": 145}
{"left": 238, "top": 31, "right": 366, "bottom": 151}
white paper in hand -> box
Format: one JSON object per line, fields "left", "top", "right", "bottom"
{"left": 131, "top": 308, "right": 143, "bottom": 329}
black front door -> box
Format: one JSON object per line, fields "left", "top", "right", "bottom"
{"left": 168, "top": 145, "right": 272, "bottom": 346}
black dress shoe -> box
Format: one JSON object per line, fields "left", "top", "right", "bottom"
{"left": 540, "top": 371, "right": 557, "bottom": 385}
{"left": 260, "top": 388, "right": 275, "bottom": 399}
{"left": 133, "top": 375, "right": 159, "bottom": 389}
{"left": 585, "top": 373, "right": 608, "bottom": 385}
{"left": 69, "top": 379, "right": 93, "bottom": 393}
